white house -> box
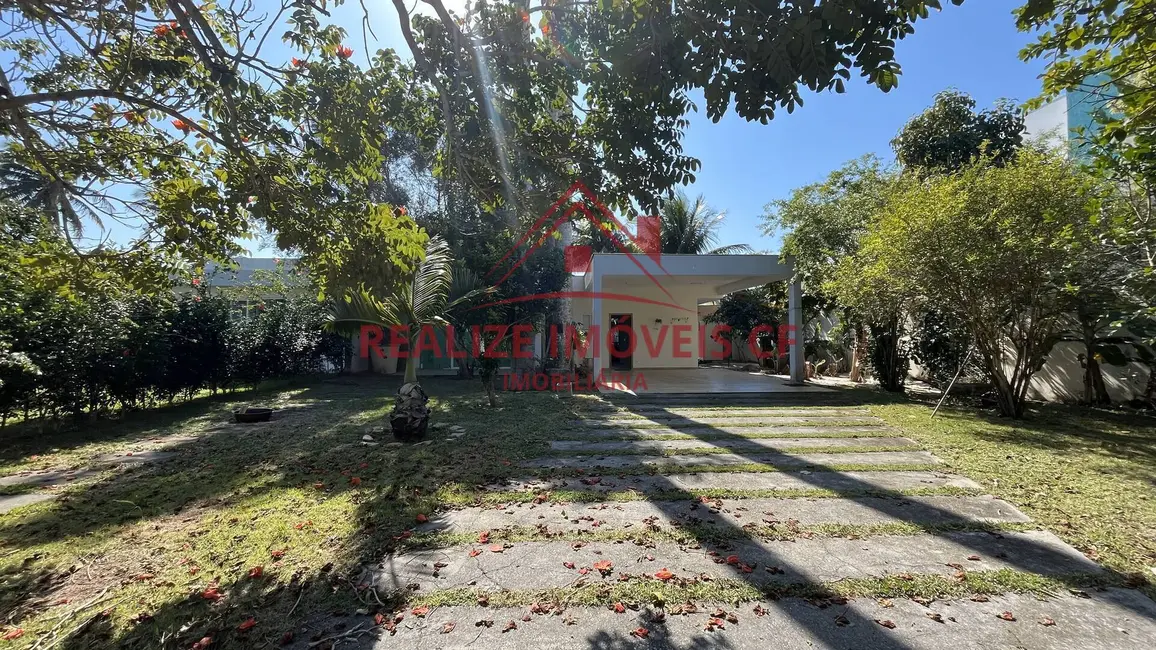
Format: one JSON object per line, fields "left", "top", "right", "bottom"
{"left": 566, "top": 253, "right": 806, "bottom": 384}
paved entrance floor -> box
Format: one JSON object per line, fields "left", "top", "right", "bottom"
{"left": 303, "top": 396, "right": 1156, "bottom": 649}
{"left": 599, "top": 366, "right": 832, "bottom": 395}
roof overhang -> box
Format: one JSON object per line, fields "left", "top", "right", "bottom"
{"left": 582, "top": 253, "right": 793, "bottom": 296}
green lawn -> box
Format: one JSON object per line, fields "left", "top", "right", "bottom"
{"left": 0, "top": 376, "right": 578, "bottom": 648}
{"left": 0, "top": 377, "right": 1152, "bottom": 647}
{"left": 871, "top": 400, "right": 1156, "bottom": 596}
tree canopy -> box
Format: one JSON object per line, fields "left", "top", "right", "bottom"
{"left": 762, "top": 155, "right": 895, "bottom": 296}
{"left": 832, "top": 148, "right": 1105, "bottom": 417}
{"left": 1017, "top": 0, "right": 1156, "bottom": 179}
{"left": 659, "top": 192, "right": 751, "bottom": 255}
{"left": 891, "top": 90, "right": 1025, "bottom": 173}
{"left": 0, "top": 0, "right": 968, "bottom": 295}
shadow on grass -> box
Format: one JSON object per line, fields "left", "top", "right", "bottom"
{"left": 0, "top": 376, "right": 345, "bottom": 475}
{"left": 9, "top": 377, "right": 1153, "bottom": 649}
{"left": 930, "top": 402, "right": 1156, "bottom": 471}
{"left": 0, "top": 375, "right": 578, "bottom": 648}
{"left": 585, "top": 389, "right": 1152, "bottom": 616}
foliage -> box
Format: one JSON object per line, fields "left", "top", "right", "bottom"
{"left": 763, "top": 155, "right": 895, "bottom": 296}
{"left": 0, "top": 282, "right": 344, "bottom": 426}
{"left": 327, "top": 237, "right": 490, "bottom": 384}
{"left": 764, "top": 156, "right": 897, "bottom": 383}
{"left": 910, "top": 309, "right": 978, "bottom": 388}
{"left": 658, "top": 192, "right": 752, "bottom": 255}
{"left": 868, "top": 320, "right": 909, "bottom": 392}
{"left": 419, "top": 187, "right": 567, "bottom": 328}
{"left": 396, "top": 0, "right": 965, "bottom": 219}
{"left": 0, "top": 211, "right": 344, "bottom": 424}
{"left": 0, "top": 1, "right": 427, "bottom": 294}
{"left": 835, "top": 149, "right": 1105, "bottom": 417}
{"left": 1017, "top": 0, "right": 1156, "bottom": 181}
{"left": 704, "top": 286, "right": 785, "bottom": 351}
{"left": 891, "top": 90, "right": 1025, "bottom": 173}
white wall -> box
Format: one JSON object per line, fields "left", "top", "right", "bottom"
{"left": 596, "top": 281, "right": 707, "bottom": 369}
{"left": 1024, "top": 96, "right": 1069, "bottom": 152}
{"left": 1021, "top": 341, "right": 1149, "bottom": 403}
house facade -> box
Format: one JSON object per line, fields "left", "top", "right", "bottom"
{"left": 566, "top": 253, "right": 806, "bottom": 383}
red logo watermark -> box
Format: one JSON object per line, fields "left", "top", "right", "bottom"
{"left": 360, "top": 182, "right": 795, "bottom": 390}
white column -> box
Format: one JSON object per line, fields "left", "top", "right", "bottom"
{"left": 591, "top": 267, "right": 603, "bottom": 371}
{"left": 788, "top": 278, "right": 805, "bottom": 385}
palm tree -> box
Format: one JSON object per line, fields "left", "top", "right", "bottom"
{"left": 328, "top": 236, "right": 489, "bottom": 438}
{"left": 0, "top": 154, "right": 98, "bottom": 237}
{"left": 329, "top": 236, "right": 487, "bottom": 383}
{"left": 659, "top": 191, "right": 753, "bottom": 255}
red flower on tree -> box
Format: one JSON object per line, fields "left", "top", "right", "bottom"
{"left": 291, "top": 57, "right": 304, "bottom": 67}
{"left": 153, "top": 24, "right": 170, "bottom": 37}
{"left": 337, "top": 45, "right": 354, "bottom": 59}
{"left": 171, "top": 119, "right": 192, "bottom": 134}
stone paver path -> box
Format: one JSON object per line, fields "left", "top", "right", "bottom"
{"left": 305, "top": 398, "right": 1156, "bottom": 649}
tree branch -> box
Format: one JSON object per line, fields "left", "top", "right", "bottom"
{"left": 0, "top": 89, "right": 233, "bottom": 150}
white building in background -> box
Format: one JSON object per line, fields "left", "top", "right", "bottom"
{"left": 1023, "top": 74, "right": 1114, "bottom": 160}
{"left": 1011, "top": 89, "right": 1151, "bottom": 404}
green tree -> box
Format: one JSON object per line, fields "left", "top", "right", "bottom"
{"left": 889, "top": 89, "right": 1027, "bottom": 386}
{"left": 834, "top": 149, "right": 1104, "bottom": 418}
{"left": 704, "top": 285, "right": 786, "bottom": 363}
{"left": 658, "top": 192, "right": 752, "bottom": 255}
{"left": 1080, "top": 138, "right": 1156, "bottom": 404}
{"left": 329, "top": 238, "right": 485, "bottom": 383}
{"left": 891, "top": 90, "right": 1025, "bottom": 173}
{"left": 392, "top": 0, "right": 966, "bottom": 219}
{"left": 0, "top": 1, "right": 428, "bottom": 294}
{"left": 1017, "top": 0, "right": 1156, "bottom": 178}
{"left": 763, "top": 155, "right": 896, "bottom": 382}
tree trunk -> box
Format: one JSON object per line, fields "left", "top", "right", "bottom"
{"left": 990, "top": 370, "right": 1021, "bottom": 418}
{"left": 485, "top": 377, "right": 497, "bottom": 407}
{"left": 849, "top": 325, "right": 866, "bottom": 383}
{"left": 403, "top": 329, "right": 419, "bottom": 384}
{"left": 1082, "top": 355, "right": 1111, "bottom": 405}
{"left": 1080, "top": 324, "right": 1111, "bottom": 406}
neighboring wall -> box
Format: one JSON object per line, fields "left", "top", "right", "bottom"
{"left": 1018, "top": 339, "right": 1150, "bottom": 403}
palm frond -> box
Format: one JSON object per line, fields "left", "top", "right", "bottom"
{"left": 325, "top": 236, "right": 494, "bottom": 336}
{"left": 706, "top": 243, "right": 756, "bottom": 255}
{"left": 410, "top": 237, "right": 455, "bottom": 325}
{"left": 325, "top": 291, "right": 390, "bottom": 336}
{"left": 658, "top": 191, "right": 747, "bottom": 254}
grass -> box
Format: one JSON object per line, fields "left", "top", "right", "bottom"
{"left": 410, "top": 569, "right": 1116, "bottom": 608}
{"left": 402, "top": 521, "right": 1042, "bottom": 550}
{"left": 0, "top": 376, "right": 576, "bottom": 649}
{"left": 546, "top": 443, "right": 918, "bottom": 457}
{"left": 0, "top": 376, "right": 1153, "bottom": 647}
{"left": 529, "top": 462, "right": 945, "bottom": 478}
{"left": 437, "top": 484, "right": 985, "bottom": 507}
{"left": 575, "top": 419, "right": 881, "bottom": 429}
{"left": 870, "top": 400, "right": 1156, "bottom": 598}
{"left": 553, "top": 430, "right": 892, "bottom": 441}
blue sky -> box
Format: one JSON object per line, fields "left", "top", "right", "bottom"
{"left": 91, "top": 1, "right": 1048, "bottom": 255}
